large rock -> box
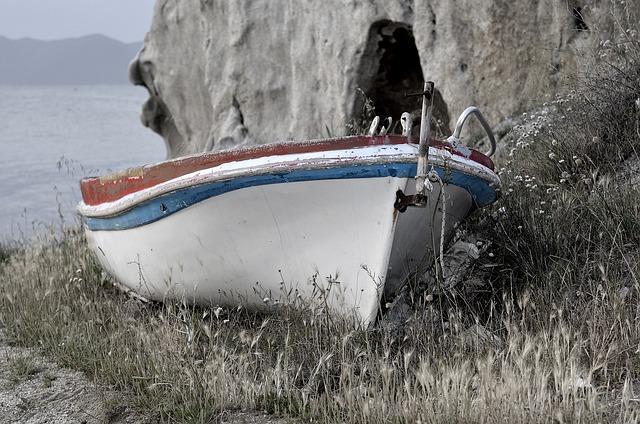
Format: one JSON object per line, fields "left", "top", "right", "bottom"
{"left": 131, "top": 0, "right": 639, "bottom": 159}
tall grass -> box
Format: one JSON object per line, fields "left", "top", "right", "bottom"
{"left": 476, "top": 11, "right": 640, "bottom": 321}
{"left": 2, "top": 228, "right": 639, "bottom": 422}
{"left": 1, "top": 11, "right": 639, "bottom": 424}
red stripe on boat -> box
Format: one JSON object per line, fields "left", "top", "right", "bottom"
{"left": 80, "top": 135, "right": 494, "bottom": 206}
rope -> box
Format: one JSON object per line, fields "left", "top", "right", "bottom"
{"left": 427, "top": 167, "right": 447, "bottom": 283}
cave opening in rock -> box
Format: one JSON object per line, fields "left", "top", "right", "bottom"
{"left": 353, "top": 20, "right": 449, "bottom": 136}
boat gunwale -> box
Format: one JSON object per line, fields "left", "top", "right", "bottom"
{"left": 80, "top": 135, "right": 495, "bottom": 207}
{"left": 78, "top": 144, "right": 501, "bottom": 219}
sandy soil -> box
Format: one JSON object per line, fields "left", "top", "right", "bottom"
{"left": 0, "top": 331, "right": 145, "bottom": 423}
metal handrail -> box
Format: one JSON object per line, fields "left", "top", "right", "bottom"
{"left": 447, "top": 106, "right": 497, "bottom": 157}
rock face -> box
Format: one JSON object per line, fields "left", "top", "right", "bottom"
{"left": 132, "top": 0, "right": 638, "bottom": 159}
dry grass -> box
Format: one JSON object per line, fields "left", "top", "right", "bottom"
{"left": 1, "top": 9, "right": 640, "bottom": 424}
{"left": 2, "top": 229, "right": 639, "bottom": 423}
{"left": 7, "top": 353, "right": 41, "bottom": 385}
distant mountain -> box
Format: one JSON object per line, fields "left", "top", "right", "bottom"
{"left": 0, "top": 34, "right": 141, "bottom": 85}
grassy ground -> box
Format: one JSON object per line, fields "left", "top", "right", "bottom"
{"left": 1, "top": 16, "right": 640, "bottom": 424}
{"left": 8, "top": 229, "right": 640, "bottom": 424}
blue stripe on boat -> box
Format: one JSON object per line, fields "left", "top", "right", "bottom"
{"left": 83, "top": 163, "right": 497, "bottom": 231}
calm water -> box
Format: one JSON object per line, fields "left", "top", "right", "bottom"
{"left": 0, "top": 85, "right": 166, "bottom": 240}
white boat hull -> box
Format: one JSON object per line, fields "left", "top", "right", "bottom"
{"left": 80, "top": 141, "right": 499, "bottom": 325}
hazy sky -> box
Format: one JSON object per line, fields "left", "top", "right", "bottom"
{"left": 0, "top": 0, "right": 156, "bottom": 43}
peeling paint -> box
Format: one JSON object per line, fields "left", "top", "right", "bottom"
{"left": 79, "top": 144, "right": 500, "bottom": 219}
{"left": 80, "top": 135, "right": 494, "bottom": 207}
{"left": 98, "top": 166, "right": 145, "bottom": 184}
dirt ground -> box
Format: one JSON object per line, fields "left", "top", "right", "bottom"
{"left": 0, "top": 330, "right": 145, "bottom": 423}
{"left": 0, "top": 331, "right": 294, "bottom": 424}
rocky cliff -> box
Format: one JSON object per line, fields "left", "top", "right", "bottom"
{"left": 130, "top": 0, "right": 639, "bottom": 159}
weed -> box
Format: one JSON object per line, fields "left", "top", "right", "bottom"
{"left": 0, "top": 243, "right": 15, "bottom": 267}
{"left": 346, "top": 88, "right": 377, "bottom": 135}
{"left": 16, "top": 396, "right": 36, "bottom": 412}
{"left": 8, "top": 354, "right": 41, "bottom": 384}
{"left": 42, "top": 371, "right": 56, "bottom": 388}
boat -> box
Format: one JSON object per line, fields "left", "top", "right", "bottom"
{"left": 78, "top": 83, "right": 500, "bottom": 325}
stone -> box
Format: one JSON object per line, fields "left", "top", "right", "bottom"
{"left": 132, "top": 0, "right": 640, "bottom": 158}
{"left": 442, "top": 240, "right": 482, "bottom": 291}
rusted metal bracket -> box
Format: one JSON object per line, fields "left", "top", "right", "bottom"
{"left": 394, "top": 190, "right": 427, "bottom": 213}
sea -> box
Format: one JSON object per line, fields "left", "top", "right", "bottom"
{"left": 0, "top": 85, "right": 166, "bottom": 241}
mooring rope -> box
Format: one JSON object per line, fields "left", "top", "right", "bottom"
{"left": 426, "top": 166, "right": 447, "bottom": 284}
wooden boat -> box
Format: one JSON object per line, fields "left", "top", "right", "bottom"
{"left": 78, "top": 84, "right": 500, "bottom": 325}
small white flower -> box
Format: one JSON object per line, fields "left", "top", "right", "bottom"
{"left": 213, "top": 307, "right": 223, "bottom": 319}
